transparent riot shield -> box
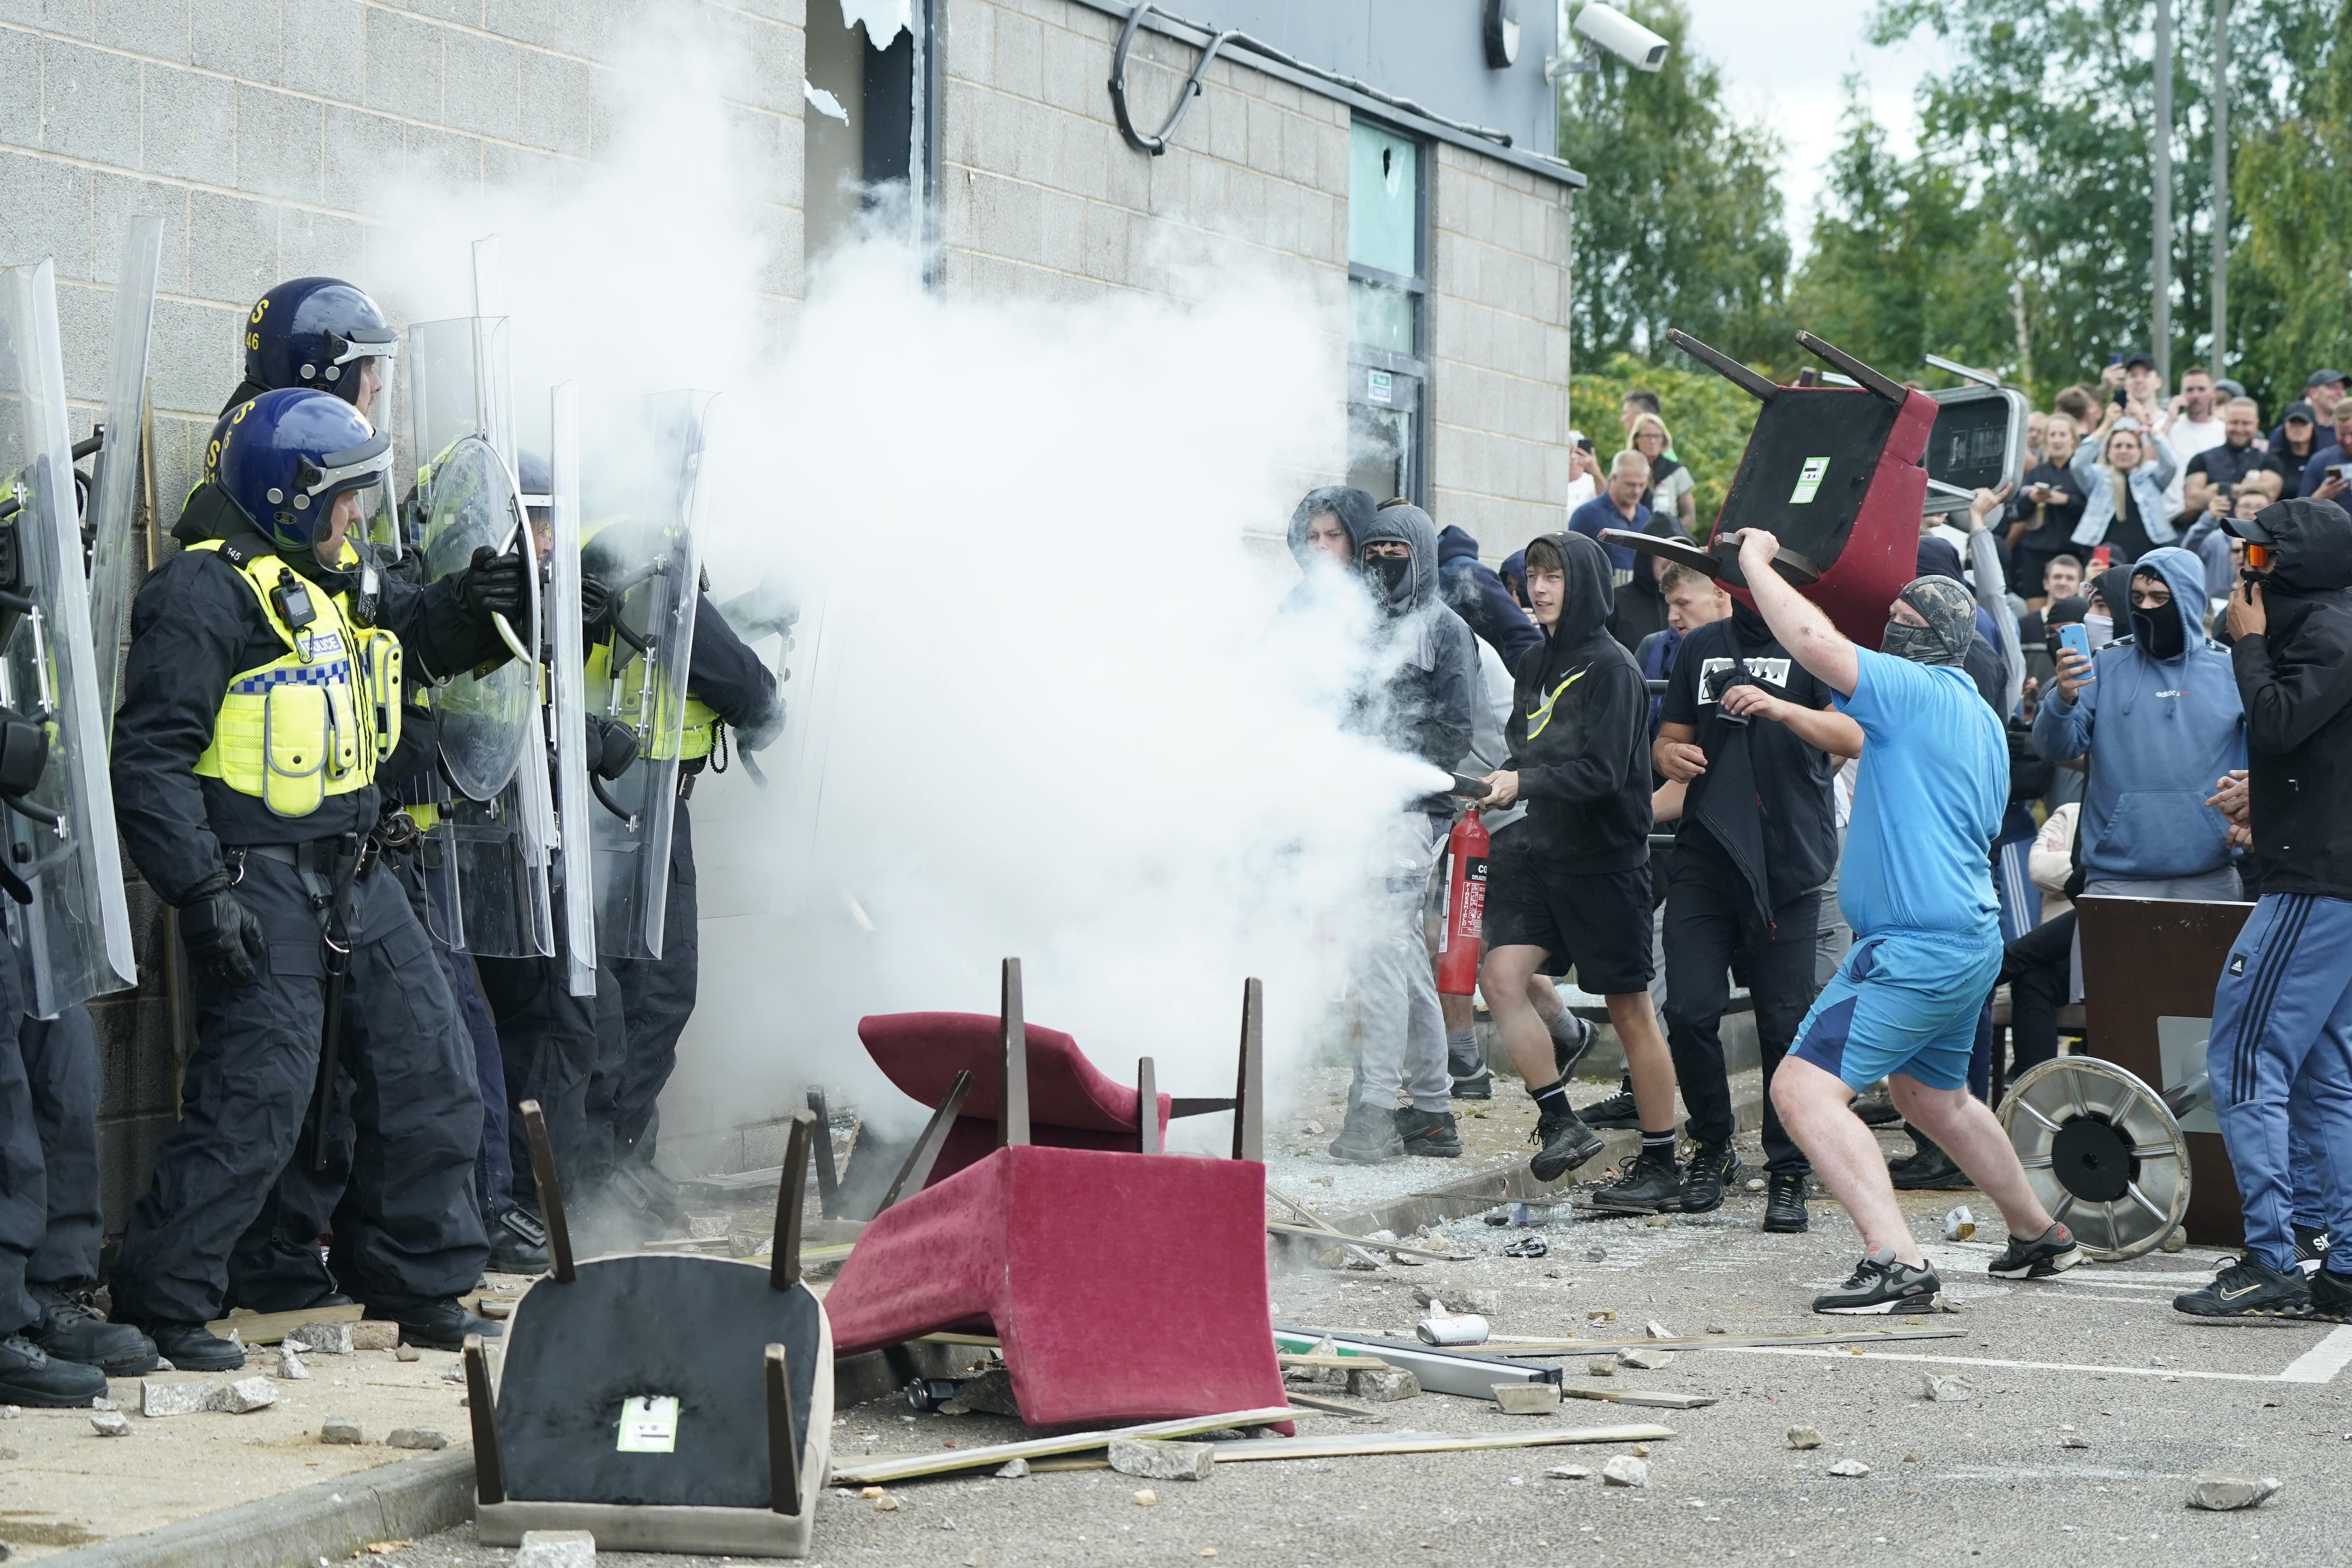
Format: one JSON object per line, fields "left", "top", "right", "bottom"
{"left": 419, "top": 438, "right": 534, "bottom": 799}
{"left": 586, "top": 390, "right": 712, "bottom": 960}
{"left": 87, "top": 215, "right": 161, "bottom": 746}
{"left": 549, "top": 384, "right": 598, "bottom": 995}
{"left": 0, "top": 262, "right": 137, "bottom": 1016}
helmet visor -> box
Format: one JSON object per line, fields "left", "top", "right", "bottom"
{"left": 291, "top": 431, "right": 394, "bottom": 554}
{"left": 323, "top": 327, "right": 399, "bottom": 422}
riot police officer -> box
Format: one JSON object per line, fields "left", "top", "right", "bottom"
{"left": 107, "top": 389, "right": 524, "bottom": 1369}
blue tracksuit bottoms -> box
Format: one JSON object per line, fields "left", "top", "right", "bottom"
{"left": 2208, "top": 893, "right": 2352, "bottom": 1275}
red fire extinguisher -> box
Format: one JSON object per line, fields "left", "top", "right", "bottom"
{"left": 1437, "top": 808, "right": 1490, "bottom": 996}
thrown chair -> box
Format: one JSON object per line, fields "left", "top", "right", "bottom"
{"left": 820, "top": 960, "right": 1290, "bottom": 1430}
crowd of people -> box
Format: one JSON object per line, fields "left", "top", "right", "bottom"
{"left": 1293, "top": 357, "right": 2352, "bottom": 1320}
{"left": 0, "top": 275, "right": 783, "bottom": 1407}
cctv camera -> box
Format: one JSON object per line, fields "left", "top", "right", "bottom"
{"left": 1572, "top": 3, "right": 1669, "bottom": 71}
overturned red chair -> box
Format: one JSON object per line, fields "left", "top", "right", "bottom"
{"left": 820, "top": 960, "right": 1290, "bottom": 1430}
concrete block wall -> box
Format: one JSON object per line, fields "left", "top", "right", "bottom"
{"left": 0, "top": 0, "right": 807, "bottom": 1231}
{"left": 1426, "top": 140, "right": 1572, "bottom": 558}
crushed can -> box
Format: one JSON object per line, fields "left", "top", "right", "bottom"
{"left": 1943, "top": 1204, "right": 1977, "bottom": 1242}
{"left": 904, "top": 1377, "right": 965, "bottom": 1413}
{"left": 1416, "top": 1311, "right": 1492, "bottom": 1347}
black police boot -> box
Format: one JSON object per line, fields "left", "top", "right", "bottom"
{"left": 365, "top": 1299, "right": 504, "bottom": 1351}
{"left": 486, "top": 1205, "right": 549, "bottom": 1275}
{"left": 1591, "top": 1148, "right": 1684, "bottom": 1214}
{"left": 1579, "top": 1076, "right": 1639, "bottom": 1130}
{"left": 134, "top": 1319, "right": 247, "bottom": 1372}
{"left": 1528, "top": 1104, "right": 1604, "bottom": 1183}
{"left": 1678, "top": 1141, "right": 1743, "bottom": 1214}
{"left": 27, "top": 1296, "right": 158, "bottom": 1376}
{"left": 1393, "top": 1107, "right": 1463, "bottom": 1158}
{"left": 1762, "top": 1172, "right": 1809, "bottom": 1233}
{"left": 0, "top": 1333, "right": 107, "bottom": 1407}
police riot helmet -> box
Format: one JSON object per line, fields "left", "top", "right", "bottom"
{"left": 242, "top": 278, "right": 399, "bottom": 407}
{"left": 212, "top": 389, "right": 394, "bottom": 555}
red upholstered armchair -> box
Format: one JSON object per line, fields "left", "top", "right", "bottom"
{"left": 820, "top": 961, "right": 1291, "bottom": 1430}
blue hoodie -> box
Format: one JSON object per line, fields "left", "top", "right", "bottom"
{"left": 2031, "top": 546, "right": 2246, "bottom": 881}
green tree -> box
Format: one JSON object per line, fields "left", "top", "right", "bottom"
{"left": 1556, "top": 0, "right": 1794, "bottom": 368}
{"left": 2229, "top": 5, "right": 2352, "bottom": 416}
{"left": 1570, "top": 351, "right": 1775, "bottom": 536}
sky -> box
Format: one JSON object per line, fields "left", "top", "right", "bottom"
{"left": 1673, "top": 0, "right": 1949, "bottom": 256}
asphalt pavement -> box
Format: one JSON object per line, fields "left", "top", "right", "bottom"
{"left": 377, "top": 1130, "right": 2352, "bottom": 1568}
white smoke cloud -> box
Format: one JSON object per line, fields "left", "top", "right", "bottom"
{"left": 356, "top": 0, "right": 1447, "bottom": 1154}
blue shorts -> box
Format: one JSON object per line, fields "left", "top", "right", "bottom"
{"left": 1790, "top": 927, "right": 2002, "bottom": 1093}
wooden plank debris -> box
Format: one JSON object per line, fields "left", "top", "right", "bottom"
{"left": 1203, "top": 1424, "right": 1677, "bottom": 1463}
{"left": 1484, "top": 1327, "right": 1965, "bottom": 1357}
{"left": 1264, "top": 1221, "right": 1468, "bottom": 1261}
{"left": 828, "top": 1406, "right": 1297, "bottom": 1486}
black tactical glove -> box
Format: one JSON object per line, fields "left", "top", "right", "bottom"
{"left": 587, "top": 714, "right": 641, "bottom": 781}
{"left": 178, "top": 872, "right": 267, "bottom": 989}
{"left": 736, "top": 699, "right": 786, "bottom": 755}
{"left": 457, "top": 545, "right": 528, "bottom": 623}
{"left": 579, "top": 574, "right": 614, "bottom": 641}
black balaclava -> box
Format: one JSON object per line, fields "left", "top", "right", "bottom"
{"left": 1884, "top": 576, "right": 1977, "bottom": 667}
{"left": 1362, "top": 552, "right": 1414, "bottom": 604}
{"left": 2127, "top": 569, "right": 2187, "bottom": 660}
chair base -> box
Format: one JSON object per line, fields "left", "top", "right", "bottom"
{"left": 477, "top": 1499, "right": 812, "bottom": 1558}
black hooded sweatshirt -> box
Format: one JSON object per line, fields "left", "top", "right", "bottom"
{"left": 1503, "top": 531, "right": 1652, "bottom": 873}
{"left": 2232, "top": 499, "right": 2352, "bottom": 900}
{"left": 1659, "top": 603, "right": 1840, "bottom": 920}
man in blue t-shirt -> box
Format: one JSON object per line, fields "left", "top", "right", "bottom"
{"left": 1567, "top": 450, "right": 1653, "bottom": 575}
{"left": 1730, "top": 527, "right": 2083, "bottom": 1314}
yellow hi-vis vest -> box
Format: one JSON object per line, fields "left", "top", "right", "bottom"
{"left": 189, "top": 540, "right": 404, "bottom": 817}
{"left": 585, "top": 637, "right": 719, "bottom": 762}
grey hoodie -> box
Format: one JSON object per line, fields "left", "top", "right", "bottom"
{"left": 1347, "top": 503, "right": 1480, "bottom": 810}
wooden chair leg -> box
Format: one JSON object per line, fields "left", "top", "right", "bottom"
{"left": 518, "top": 1100, "right": 574, "bottom": 1283}
{"left": 464, "top": 1334, "right": 505, "bottom": 1505}
{"left": 1000, "top": 956, "right": 1030, "bottom": 1147}
{"left": 765, "top": 1342, "right": 801, "bottom": 1516}
{"left": 877, "top": 1070, "right": 974, "bottom": 1212}
{"left": 1232, "top": 977, "right": 1263, "bottom": 1161}
{"left": 806, "top": 1087, "right": 839, "bottom": 1218}
{"left": 770, "top": 1108, "right": 817, "bottom": 1292}
{"left": 1137, "top": 1057, "right": 1160, "bottom": 1154}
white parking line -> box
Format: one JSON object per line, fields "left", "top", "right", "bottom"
{"left": 1714, "top": 1334, "right": 2352, "bottom": 1385}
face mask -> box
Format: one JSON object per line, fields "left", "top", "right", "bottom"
{"left": 1362, "top": 552, "right": 1414, "bottom": 606}
{"left": 2131, "top": 600, "right": 2187, "bottom": 659}
{"left": 2084, "top": 612, "right": 2115, "bottom": 650}
{"left": 1883, "top": 620, "right": 1963, "bottom": 667}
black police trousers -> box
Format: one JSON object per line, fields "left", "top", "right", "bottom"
{"left": 481, "top": 799, "right": 699, "bottom": 1208}
{"left": 1662, "top": 839, "right": 1820, "bottom": 1176}
{"left": 0, "top": 958, "right": 103, "bottom": 1334}
{"left": 111, "top": 851, "right": 488, "bottom": 1326}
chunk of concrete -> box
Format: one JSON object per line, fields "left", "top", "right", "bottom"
{"left": 951, "top": 1368, "right": 1022, "bottom": 1417}
{"left": 320, "top": 1417, "right": 363, "bottom": 1445}
{"left": 1587, "top": 1357, "right": 1615, "bottom": 1377}
{"left": 1108, "top": 1438, "right": 1215, "bottom": 1482}
{"left": 2187, "top": 1473, "right": 2281, "bottom": 1512}
{"left": 275, "top": 1345, "right": 310, "bottom": 1381}
{"left": 1615, "top": 1347, "right": 1673, "bottom": 1371}
{"left": 1786, "top": 1426, "right": 1824, "bottom": 1449}
{"left": 515, "top": 1530, "right": 598, "bottom": 1568}
{"left": 1346, "top": 1367, "right": 1420, "bottom": 1402}
{"left": 1545, "top": 1464, "right": 1592, "bottom": 1480}
{"left": 1493, "top": 1383, "right": 1559, "bottom": 1415}
{"left": 1922, "top": 1374, "right": 1973, "bottom": 1402}
{"left": 994, "top": 1457, "right": 1031, "bottom": 1478}
{"left": 286, "top": 1322, "right": 354, "bottom": 1356}
{"left": 1828, "top": 1459, "right": 1872, "bottom": 1477}
{"left": 206, "top": 1377, "right": 278, "bottom": 1414}
{"left": 90, "top": 1410, "right": 131, "bottom": 1437}
{"left": 1411, "top": 1286, "right": 1498, "bottom": 1316}
{"left": 350, "top": 1321, "right": 401, "bottom": 1352}
{"left": 394, "top": 1345, "right": 421, "bottom": 1363}
{"left": 139, "top": 1380, "right": 209, "bottom": 1418}
{"left": 387, "top": 1426, "right": 448, "bottom": 1450}
{"left": 1600, "top": 1455, "right": 1647, "bottom": 1487}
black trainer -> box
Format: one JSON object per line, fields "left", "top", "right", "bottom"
{"left": 1528, "top": 1105, "right": 1604, "bottom": 1183}
{"left": 136, "top": 1319, "right": 246, "bottom": 1371}
{"left": 365, "top": 1299, "right": 505, "bottom": 1351}
{"left": 0, "top": 1334, "right": 106, "bottom": 1407}
{"left": 1986, "top": 1222, "right": 2083, "bottom": 1280}
{"left": 487, "top": 1205, "right": 550, "bottom": 1274}
{"left": 1762, "top": 1172, "right": 1809, "bottom": 1233}
{"left": 27, "top": 1297, "right": 158, "bottom": 1376}
{"left": 1815, "top": 1247, "right": 1941, "bottom": 1314}
{"left": 1449, "top": 1064, "right": 1494, "bottom": 1100}
{"left": 1579, "top": 1078, "right": 1639, "bottom": 1130}
{"left": 1889, "top": 1130, "right": 1972, "bottom": 1191}
{"left": 1328, "top": 1102, "right": 1405, "bottom": 1164}
{"left": 1850, "top": 1087, "right": 1901, "bottom": 1127}
{"left": 1678, "top": 1141, "right": 1743, "bottom": 1214}
{"left": 1551, "top": 1013, "right": 1599, "bottom": 1079}
{"left": 1591, "top": 1149, "right": 1684, "bottom": 1215}
{"left": 2172, "top": 1257, "right": 2312, "bottom": 1320}
{"left": 2292, "top": 1223, "right": 2332, "bottom": 1277}
{"left": 1393, "top": 1107, "right": 1463, "bottom": 1158}
{"left": 2310, "top": 1269, "right": 2352, "bottom": 1324}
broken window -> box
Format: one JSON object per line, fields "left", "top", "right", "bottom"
{"left": 804, "top": 0, "right": 928, "bottom": 266}
{"left": 1346, "top": 118, "right": 1426, "bottom": 506}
